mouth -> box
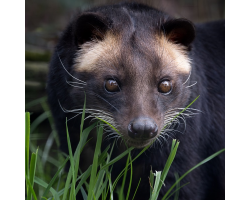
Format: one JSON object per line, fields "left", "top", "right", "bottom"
{"left": 103, "top": 126, "right": 158, "bottom": 149}
{"left": 124, "top": 138, "right": 155, "bottom": 149}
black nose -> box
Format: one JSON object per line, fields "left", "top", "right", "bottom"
{"left": 128, "top": 117, "right": 158, "bottom": 140}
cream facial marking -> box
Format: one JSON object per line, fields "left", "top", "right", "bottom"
{"left": 155, "top": 34, "right": 192, "bottom": 74}
{"left": 73, "top": 32, "right": 120, "bottom": 72}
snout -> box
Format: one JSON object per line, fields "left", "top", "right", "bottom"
{"left": 128, "top": 117, "right": 158, "bottom": 140}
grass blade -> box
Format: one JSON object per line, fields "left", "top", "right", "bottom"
{"left": 165, "top": 182, "right": 190, "bottom": 200}
{"left": 125, "top": 152, "right": 133, "bottom": 200}
{"left": 93, "top": 169, "right": 106, "bottom": 199}
{"left": 25, "top": 112, "right": 30, "bottom": 196}
{"left": 173, "top": 173, "right": 180, "bottom": 200}
{"left": 87, "top": 122, "right": 103, "bottom": 200}
{"left": 42, "top": 156, "right": 69, "bottom": 198}
{"left": 74, "top": 122, "right": 97, "bottom": 182}
{"left": 25, "top": 174, "right": 38, "bottom": 200}
{"left": 30, "top": 111, "right": 50, "bottom": 133}
{"left": 75, "top": 166, "right": 92, "bottom": 195}
{"left": 131, "top": 178, "right": 141, "bottom": 200}
{"left": 98, "top": 145, "right": 110, "bottom": 166}
{"left": 101, "top": 147, "right": 133, "bottom": 170}
{"left": 149, "top": 167, "right": 155, "bottom": 197}
{"left": 163, "top": 95, "right": 200, "bottom": 130}
{"left": 34, "top": 177, "right": 59, "bottom": 200}
{"left": 80, "top": 187, "right": 88, "bottom": 200}
{"left": 119, "top": 155, "right": 130, "bottom": 200}
{"left": 65, "top": 119, "right": 76, "bottom": 199}
{"left": 162, "top": 148, "right": 225, "bottom": 200}
{"left": 27, "top": 148, "right": 38, "bottom": 200}
{"left": 150, "top": 170, "right": 162, "bottom": 200}
{"left": 158, "top": 140, "right": 179, "bottom": 192}
{"left": 96, "top": 117, "right": 119, "bottom": 134}
{"left": 80, "top": 93, "right": 86, "bottom": 135}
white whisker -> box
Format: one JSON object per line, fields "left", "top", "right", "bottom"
{"left": 182, "top": 70, "right": 192, "bottom": 85}
{"left": 66, "top": 80, "right": 84, "bottom": 88}
{"left": 57, "top": 51, "right": 86, "bottom": 84}
{"left": 186, "top": 81, "right": 197, "bottom": 88}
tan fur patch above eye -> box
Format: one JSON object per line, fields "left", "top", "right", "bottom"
{"left": 155, "top": 34, "right": 191, "bottom": 74}
{"left": 73, "top": 32, "right": 120, "bottom": 72}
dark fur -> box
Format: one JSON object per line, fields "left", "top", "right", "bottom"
{"left": 47, "top": 3, "right": 225, "bottom": 200}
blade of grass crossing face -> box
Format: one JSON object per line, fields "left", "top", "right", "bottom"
{"left": 164, "top": 95, "right": 200, "bottom": 130}
{"left": 96, "top": 117, "right": 119, "bottom": 135}
{"left": 87, "top": 122, "right": 103, "bottom": 200}
{"left": 162, "top": 148, "right": 225, "bottom": 200}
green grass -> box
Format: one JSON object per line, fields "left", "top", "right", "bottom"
{"left": 25, "top": 96, "right": 225, "bottom": 200}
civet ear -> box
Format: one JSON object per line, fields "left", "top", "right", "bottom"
{"left": 161, "top": 18, "right": 195, "bottom": 47}
{"left": 74, "top": 12, "right": 111, "bottom": 46}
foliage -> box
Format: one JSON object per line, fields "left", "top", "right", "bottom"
{"left": 25, "top": 97, "right": 224, "bottom": 200}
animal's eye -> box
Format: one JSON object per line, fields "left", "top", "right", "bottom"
{"left": 105, "top": 79, "right": 120, "bottom": 93}
{"left": 158, "top": 80, "right": 172, "bottom": 94}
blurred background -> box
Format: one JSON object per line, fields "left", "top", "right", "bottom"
{"left": 25, "top": 0, "right": 224, "bottom": 194}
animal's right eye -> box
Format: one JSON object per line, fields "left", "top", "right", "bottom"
{"left": 104, "top": 79, "right": 120, "bottom": 93}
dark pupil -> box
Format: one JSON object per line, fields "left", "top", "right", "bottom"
{"left": 159, "top": 81, "right": 171, "bottom": 93}
{"left": 106, "top": 79, "right": 119, "bottom": 92}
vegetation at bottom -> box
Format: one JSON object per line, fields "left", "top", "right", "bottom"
{"left": 25, "top": 96, "right": 224, "bottom": 200}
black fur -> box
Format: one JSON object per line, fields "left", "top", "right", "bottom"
{"left": 47, "top": 3, "right": 224, "bottom": 200}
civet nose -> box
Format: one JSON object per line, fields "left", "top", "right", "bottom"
{"left": 128, "top": 117, "right": 158, "bottom": 140}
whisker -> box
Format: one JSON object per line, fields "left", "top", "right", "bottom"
{"left": 66, "top": 80, "right": 84, "bottom": 88}
{"left": 67, "top": 113, "right": 82, "bottom": 121}
{"left": 57, "top": 51, "right": 86, "bottom": 84}
{"left": 186, "top": 81, "right": 197, "bottom": 88}
{"left": 182, "top": 70, "right": 192, "bottom": 85}
{"left": 94, "top": 93, "right": 121, "bottom": 114}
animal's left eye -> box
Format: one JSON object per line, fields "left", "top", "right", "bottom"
{"left": 104, "top": 79, "right": 120, "bottom": 93}
{"left": 158, "top": 80, "right": 172, "bottom": 94}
